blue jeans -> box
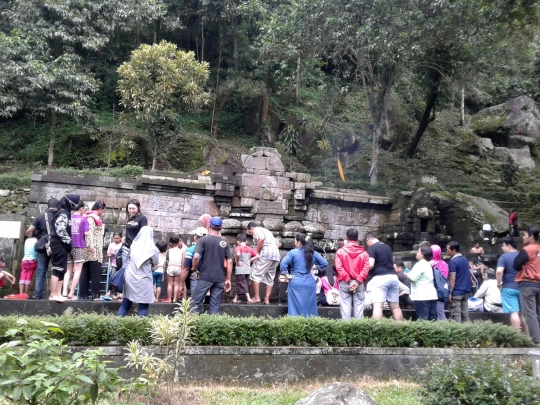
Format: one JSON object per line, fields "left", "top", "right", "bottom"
{"left": 117, "top": 298, "right": 149, "bottom": 317}
{"left": 191, "top": 280, "right": 224, "bottom": 315}
{"left": 34, "top": 251, "right": 51, "bottom": 299}
{"left": 415, "top": 300, "right": 438, "bottom": 320}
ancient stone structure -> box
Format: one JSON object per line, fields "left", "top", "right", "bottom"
{"left": 471, "top": 95, "right": 540, "bottom": 169}
{"left": 25, "top": 147, "right": 509, "bottom": 256}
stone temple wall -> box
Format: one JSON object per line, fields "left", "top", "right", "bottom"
{"left": 27, "top": 148, "right": 397, "bottom": 253}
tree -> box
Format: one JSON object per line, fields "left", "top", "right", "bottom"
{"left": 117, "top": 41, "right": 210, "bottom": 170}
{"left": 258, "top": 0, "right": 423, "bottom": 185}
{"left": 404, "top": 0, "right": 539, "bottom": 157}
{"left": 1, "top": 0, "right": 112, "bottom": 167}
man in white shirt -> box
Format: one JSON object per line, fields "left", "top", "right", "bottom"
{"left": 246, "top": 222, "right": 280, "bottom": 304}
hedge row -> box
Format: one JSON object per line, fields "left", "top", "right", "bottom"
{"left": 0, "top": 314, "right": 533, "bottom": 348}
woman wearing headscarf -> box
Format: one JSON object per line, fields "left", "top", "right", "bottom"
{"left": 49, "top": 194, "right": 80, "bottom": 302}
{"left": 430, "top": 244, "right": 449, "bottom": 320}
{"left": 199, "top": 214, "right": 212, "bottom": 232}
{"left": 122, "top": 199, "right": 148, "bottom": 266}
{"left": 279, "top": 233, "right": 328, "bottom": 317}
{"left": 78, "top": 201, "right": 106, "bottom": 300}
{"left": 117, "top": 226, "right": 159, "bottom": 317}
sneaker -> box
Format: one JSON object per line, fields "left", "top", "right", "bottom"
{"left": 100, "top": 295, "right": 112, "bottom": 301}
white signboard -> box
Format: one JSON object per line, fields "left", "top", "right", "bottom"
{"left": 0, "top": 221, "right": 22, "bottom": 239}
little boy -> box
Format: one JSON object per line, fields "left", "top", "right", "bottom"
{"left": 0, "top": 256, "right": 15, "bottom": 288}
{"left": 19, "top": 229, "right": 39, "bottom": 295}
{"left": 153, "top": 240, "right": 168, "bottom": 303}
{"left": 233, "top": 234, "right": 258, "bottom": 304}
{"left": 164, "top": 235, "right": 187, "bottom": 303}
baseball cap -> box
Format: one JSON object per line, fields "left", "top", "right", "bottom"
{"left": 194, "top": 227, "right": 208, "bottom": 237}
{"left": 210, "top": 217, "right": 223, "bottom": 228}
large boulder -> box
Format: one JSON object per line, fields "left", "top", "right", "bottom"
{"left": 508, "top": 146, "right": 536, "bottom": 169}
{"left": 454, "top": 192, "right": 508, "bottom": 233}
{"left": 471, "top": 95, "right": 540, "bottom": 151}
{"left": 295, "top": 383, "right": 378, "bottom": 405}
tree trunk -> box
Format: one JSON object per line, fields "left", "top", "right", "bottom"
{"left": 460, "top": 87, "right": 465, "bottom": 126}
{"left": 135, "top": 23, "right": 140, "bottom": 47}
{"left": 201, "top": 18, "right": 204, "bottom": 62}
{"left": 152, "top": 141, "right": 157, "bottom": 171}
{"left": 153, "top": 19, "right": 161, "bottom": 44}
{"left": 261, "top": 71, "right": 270, "bottom": 142}
{"left": 405, "top": 74, "right": 441, "bottom": 157}
{"left": 295, "top": 57, "right": 301, "bottom": 99}
{"left": 210, "top": 32, "right": 223, "bottom": 137}
{"left": 47, "top": 112, "right": 56, "bottom": 168}
{"left": 369, "top": 120, "right": 381, "bottom": 186}
{"left": 231, "top": 13, "right": 238, "bottom": 71}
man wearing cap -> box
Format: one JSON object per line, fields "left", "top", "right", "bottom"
{"left": 191, "top": 217, "right": 232, "bottom": 314}
{"left": 246, "top": 222, "right": 281, "bottom": 305}
{"left": 180, "top": 226, "right": 208, "bottom": 299}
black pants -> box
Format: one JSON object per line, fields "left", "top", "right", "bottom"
{"left": 415, "top": 300, "right": 438, "bottom": 320}
{"left": 79, "top": 261, "right": 102, "bottom": 299}
{"left": 50, "top": 241, "right": 69, "bottom": 280}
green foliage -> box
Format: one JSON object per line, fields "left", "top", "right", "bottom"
{"left": 0, "top": 319, "right": 133, "bottom": 404}
{"left": 50, "top": 165, "right": 143, "bottom": 179}
{"left": 501, "top": 156, "right": 520, "bottom": 189}
{"left": 0, "top": 172, "right": 31, "bottom": 190}
{"left": 418, "top": 356, "right": 540, "bottom": 405}
{"left": 278, "top": 126, "right": 301, "bottom": 156}
{"left": 1, "top": 315, "right": 527, "bottom": 348}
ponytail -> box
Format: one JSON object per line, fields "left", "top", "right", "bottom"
{"left": 296, "top": 233, "right": 314, "bottom": 271}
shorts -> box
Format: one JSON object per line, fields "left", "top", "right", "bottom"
{"left": 501, "top": 288, "right": 521, "bottom": 313}
{"left": 370, "top": 274, "right": 400, "bottom": 303}
{"left": 250, "top": 259, "right": 279, "bottom": 287}
{"left": 167, "top": 266, "right": 182, "bottom": 277}
{"left": 20, "top": 260, "right": 37, "bottom": 285}
{"left": 235, "top": 274, "right": 250, "bottom": 295}
{"left": 68, "top": 248, "right": 85, "bottom": 264}
{"left": 153, "top": 272, "right": 163, "bottom": 288}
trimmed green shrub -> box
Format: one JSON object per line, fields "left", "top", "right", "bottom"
{"left": 418, "top": 356, "right": 540, "bottom": 405}
{"left": 0, "top": 172, "right": 32, "bottom": 190}
{"left": 0, "top": 314, "right": 533, "bottom": 348}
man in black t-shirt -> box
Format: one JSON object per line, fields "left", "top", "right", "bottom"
{"left": 192, "top": 217, "right": 232, "bottom": 314}
{"left": 365, "top": 232, "right": 404, "bottom": 321}
{"left": 25, "top": 198, "right": 58, "bottom": 299}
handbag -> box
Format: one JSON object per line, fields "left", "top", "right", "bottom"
{"left": 35, "top": 213, "right": 53, "bottom": 255}
{"left": 321, "top": 278, "right": 341, "bottom": 306}
{"left": 110, "top": 264, "right": 126, "bottom": 293}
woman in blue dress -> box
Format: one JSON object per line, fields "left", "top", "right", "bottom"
{"left": 280, "top": 233, "right": 328, "bottom": 317}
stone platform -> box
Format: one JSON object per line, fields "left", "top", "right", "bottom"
{"left": 0, "top": 299, "right": 511, "bottom": 324}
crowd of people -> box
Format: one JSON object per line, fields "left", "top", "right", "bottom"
{"left": 1, "top": 195, "right": 539, "bottom": 347}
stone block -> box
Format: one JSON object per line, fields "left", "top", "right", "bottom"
{"left": 296, "top": 173, "right": 311, "bottom": 183}
{"left": 302, "top": 221, "right": 326, "bottom": 233}
{"left": 222, "top": 218, "right": 242, "bottom": 229}
{"left": 286, "top": 172, "right": 298, "bottom": 180}
{"left": 239, "top": 186, "right": 264, "bottom": 199}
{"left": 262, "top": 219, "right": 284, "bottom": 231}
{"left": 305, "top": 182, "right": 323, "bottom": 189}
{"left": 294, "top": 190, "right": 306, "bottom": 200}
{"left": 284, "top": 221, "right": 305, "bottom": 232}
{"left": 267, "top": 156, "right": 285, "bottom": 172}
{"left": 294, "top": 182, "right": 306, "bottom": 190}
{"left": 243, "top": 156, "right": 267, "bottom": 170}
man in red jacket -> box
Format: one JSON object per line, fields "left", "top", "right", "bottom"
{"left": 335, "top": 228, "right": 370, "bottom": 319}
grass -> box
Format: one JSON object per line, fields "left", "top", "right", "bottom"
{"left": 195, "top": 380, "right": 422, "bottom": 405}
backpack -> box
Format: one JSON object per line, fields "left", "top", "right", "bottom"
{"left": 321, "top": 277, "right": 341, "bottom": 306}
{"left": 431, "top": 265, "right": 449, "bottom": 302}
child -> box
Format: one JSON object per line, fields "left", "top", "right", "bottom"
{"left": 164, "top": 235, "right": 186, "bottom": 303}
{"left": 153, "top": 240, "right": 168, "bottom": 303}
{"left": 63, "top": 200, "right": 89, "bottom": 300}
{"left": 233, "top": 234, "right": 258, "bottom": 304}
{"left": 0, "top": 256, "right": 15, "bottom": 288}
{"left": 19, "top": 229, "right": 39, "bottom": 296}
{"left": 104, "top": 232, "right": 123, "bottom": 301}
